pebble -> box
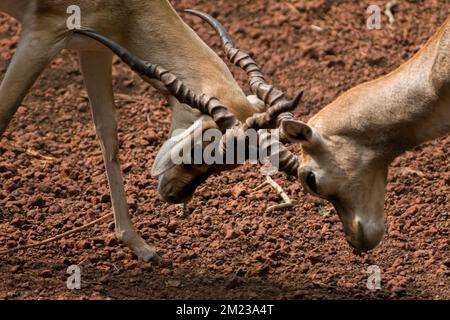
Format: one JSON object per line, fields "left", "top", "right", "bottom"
{"left": 308, "top": 254, "right": 323, "bottom": 264}
{"left": 232, "top": 185, "right": 246, "bottom": 198}
{"left": 225, "top": 228, "right": 240, "bottom": 240}
{"left": 40, "top": 270, "right": 53, "bottom": 278}
{"left": 78, "top": 240, "right": 91, "bottom": 249}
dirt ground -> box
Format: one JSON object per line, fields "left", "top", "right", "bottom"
{"left": 0, "top": 0, "right": 448, "bottom": 300}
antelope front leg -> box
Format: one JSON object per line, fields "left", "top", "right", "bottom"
{"left": 0, "top": 30, "right": 63, "bottom": 135}
{"left": 79, "top": 51, "right": 160, "bottom": 263}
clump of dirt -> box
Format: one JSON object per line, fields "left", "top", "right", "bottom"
{"left": 0, "top": 0, "right": 448, "bottom": 300}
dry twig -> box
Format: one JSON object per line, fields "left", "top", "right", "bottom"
{"left": 9, "top": 144, "right": 56, "bottom": 162}
{"left": 254, "top": 176, "right": 294, "bottom": 213}
{"left": 0, "top": 213, "right": 113, "bottom": 255}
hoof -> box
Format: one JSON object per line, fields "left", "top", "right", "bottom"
{"left": 136, "top": 245, "right": 161, "bottom": 264}
{"left": 117, "top": 231, "right": 163, "bottom": 265}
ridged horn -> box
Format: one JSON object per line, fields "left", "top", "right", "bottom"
{"left": 184, "top": 9, "right": 302, "bottom": 129}
{"left": 74, "top": 29, "right": 237, "bottom": 132}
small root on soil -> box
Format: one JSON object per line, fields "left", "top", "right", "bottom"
{"left": 254, "top": 176, "right": 294, "bottom": 213}
{"left": 0, "top": 213, "right": 113, "bottom": 255}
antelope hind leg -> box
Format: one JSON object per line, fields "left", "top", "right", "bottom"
{"left": 0, "top": 29, "right": 64, "bottom": 135}
{"left": 79, "top": 50, "right": 160, "bottom": 263}
{"left": 0, "top": 28, "right": 65, "bottom": 249}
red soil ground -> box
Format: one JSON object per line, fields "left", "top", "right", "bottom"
{"left": 0, "top": 0, "right": 448, "bottom": 299}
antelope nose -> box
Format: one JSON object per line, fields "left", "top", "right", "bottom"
{"left": 157, "top": 177, "right": 183, "bottom": 204}
{"left": 346, "top": 220, "right": 385, "bottom": 253}
{"left": 166, "top": 194, "right": 178, "bottom": 204}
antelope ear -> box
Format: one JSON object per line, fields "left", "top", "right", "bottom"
{"left": 151, "top": 116, "right": 209, "bottom": 177}
{"left": 151, "top": 138, "right": 181, "bottom": 178}
{"left": 281, "top": 119, "right": 317, "bottom": 144}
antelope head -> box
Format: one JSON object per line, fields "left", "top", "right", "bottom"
{"left": 153, "top": 115, "right": 231, "bottom": 204}
{"left": 281, "top": 113, "right": 388, "bottom": 253}
{"left": 281, "top": 13, "right": 450, "bottom": 252}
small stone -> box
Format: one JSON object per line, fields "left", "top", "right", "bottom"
{"left": 232, "top": 185, "right": 246, "bottom": 198}
{"left": 146, "top": 132, "right": 158, "bottom": 143}
{"left": 308, "top": 254, "right": 323, "bottom": 264}
{"left": 10, "top": 265, "right": 21, "bottom": 273}
{"left": 29, "top": 196, "right": 45, "bottom": 207}
{"left": 5, "top": 291, "right": 17, "bottom": 299}
{"left": 167, "top": 220, "right": 178, "bottom": 233}
{"left": 90, "top": 292, "right": 104, "bottom": 300}
{"left": 61, "top": 239, "right": 75, "bottom": 249}
{"left": 225, "top": 229, "right": 239, "bottom": 240}
{"left": 105, "top": 235, "right": 119, "bottom": 247}
{"left": 11, "top": 216, "right": 25, "bottom": 228}
{"left": 77, "top": 103, "right": 88, "bottom": 113}
{"left": 78, "top": 240, "right": 91, "bottom": 249}
{"left": 124, "top": 260, "right": 139, "bottom": 269}
{"left": 48, "top": 205, "right": 61, "bottom": 214}
{"left": 202, "top": 191, "right": 212, "bottom": 200}
{"left": 404, "top": 206, "right": 418, "bottom": 216}
{"left": 40, "top": 270, "right": 53, "bottom": 278}
{"left": 220, "top": 189, "right": 232, "bottom": 197}
{"left": 299, "top": 263, "right": 310, "bottom": 274}
{"left": 121, "top": 163, "right": 133, "bottom": 174}
{"left": 224, "top": 224, "right": 240, "bottom": 240}
{"left": 241, "top": 225, "right": 252, "bottom": 235}
{"left": 443, "top": 259, "right": 450, "bottom": 268}
{"left": 413, "top": 250, "right": 428, "bottom": 258}
{"left": 6, "top": 240, "right": 17, "bottom": 249}
{"left": 93, "top": 238, "right": 105, "bottom": 247}
{"left": 99, "top": 194, "right": 111, "bottom": 204}
{"left": 256, "top": 226, "right": 267, "bottom": 236}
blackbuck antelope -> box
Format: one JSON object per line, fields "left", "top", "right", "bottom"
{"left": 187, "top": 11, "right": 450, "bottom": 253}
{"left": 0, "top": 1, "right": 301, "bottom": 262}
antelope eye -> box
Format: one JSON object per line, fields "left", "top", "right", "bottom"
{"left": 305, "top": 171, "right": 318, "bottom": 194}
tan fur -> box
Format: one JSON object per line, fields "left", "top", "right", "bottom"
{"left": 285, "top": 17, "right": 450, "bottom": 252}
{"left": 0, "top": 0, "right": 259, "bottom": 262}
